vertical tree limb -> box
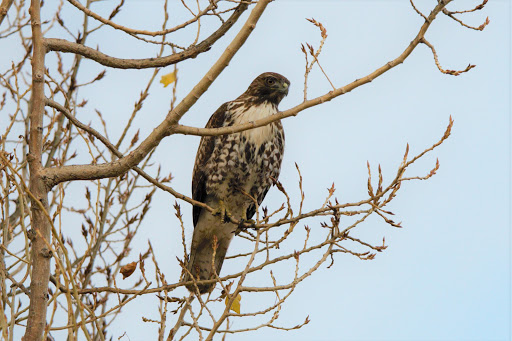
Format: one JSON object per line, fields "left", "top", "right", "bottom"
{"left": 0, "top": 0, "right": 14, "bottom": 26}
{"left": 23, "top": 0, "right": 50, "bottom": 340}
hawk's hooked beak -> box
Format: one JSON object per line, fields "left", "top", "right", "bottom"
{"left": 277, "top": 81, "right": 289, "bottom": 95}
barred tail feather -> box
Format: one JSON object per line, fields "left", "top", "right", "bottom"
{"left": 184, "top": 211, "right": 234, "bottom": 294}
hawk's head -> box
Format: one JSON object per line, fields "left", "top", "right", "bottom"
{"left": 242, "top": 72, "right": 290, "bottom": 106}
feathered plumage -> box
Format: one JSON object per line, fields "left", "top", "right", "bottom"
{"left": 184, "top": 72, "right": 290, "bottom": 294}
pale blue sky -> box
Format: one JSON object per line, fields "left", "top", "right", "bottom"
{"left": 2, "top": 0, "right": 510, "bottom": 340}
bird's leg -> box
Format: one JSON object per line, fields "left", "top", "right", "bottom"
{"left": 212, "top": 199, "right": 231, "bottom": 223}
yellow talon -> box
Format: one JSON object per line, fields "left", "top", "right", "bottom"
{"left": 212, "top": 199, "right": 231, "bottom": 223}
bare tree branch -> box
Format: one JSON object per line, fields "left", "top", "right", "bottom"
{"left": 41, "top": 0, "right": 272, "bottom": 187}
{"left": 0, "top": 0, "right": 489, "bottom": 339}
{"left": 67, "top": 0, "right": 218, "bottom": 37}
{"left": 44, "top": 2, "right": 248, "bottom": 69}
{"left": 421, "top": 38, "right": 475, "bottom": 75}
{"left": 44, "top": 98, "right": 211, "bottom": 213}
{"left": 173, "top": 0, "right": 460, "bottom": 139}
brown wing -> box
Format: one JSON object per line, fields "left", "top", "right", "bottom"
{"left": 192, "top": 103, "right": 228, "bottom": 226}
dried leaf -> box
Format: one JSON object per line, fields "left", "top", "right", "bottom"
{"left": 120, "top": 262, "right": 137, "bottom": 279}
{"left": 93, "top": 70, "right": 106, "bottom": 82}
{"left": 108, "top": 0, "right": 125, "bottom": 20}
{"left": 130, "top": 129, "right": 139, "bottom": 147}
{"left": 367, "top": 161, "right": 374, "bottom": 197}
{"left": 328, "top": 182, "right": 335, "bottom": 195}
{"left": 478, "top": 16, "right": 490, "bottom": 30}
{"left": 225, "top": 293, "right": 241, "bottom": 314}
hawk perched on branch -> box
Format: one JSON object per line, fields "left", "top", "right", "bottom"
{"left": 184, "top": 72, "right": 290, "bottom": 294}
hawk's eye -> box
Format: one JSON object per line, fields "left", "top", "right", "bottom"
{"left": 266, "top": 78, "right": 276, "bottom": 86}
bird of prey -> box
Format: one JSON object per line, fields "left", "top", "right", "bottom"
{"left": 184, "top": 72, "right": 290, "bottom": 294}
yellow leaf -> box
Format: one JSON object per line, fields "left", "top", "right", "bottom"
{"left": 160, "top": 70, "right": 177, "bottom": 87}
{"left": 225, "top": 293, "right": 241, "bottom": 314}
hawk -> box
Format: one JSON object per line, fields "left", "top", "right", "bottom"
{"left": 184, "top": 72, "right": 290, "bottom": 294}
